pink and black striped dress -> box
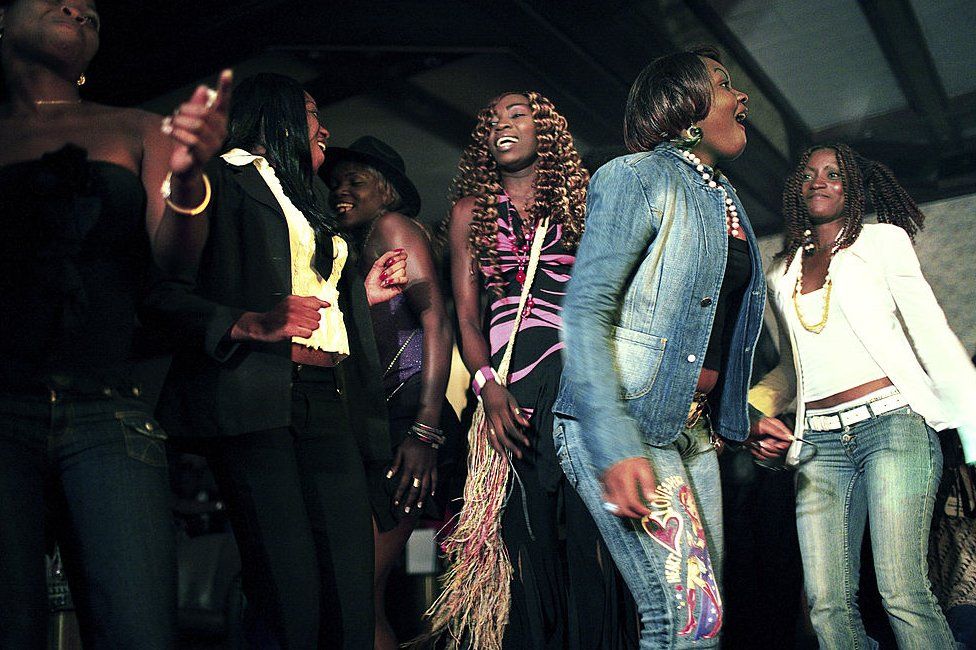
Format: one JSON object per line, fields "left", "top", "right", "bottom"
{"left": 481, "top": 194, "right": 574, "bottom": 491}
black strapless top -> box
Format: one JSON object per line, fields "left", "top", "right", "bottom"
{"left": 0, "top": 145, "right": 149, "bottom": 391}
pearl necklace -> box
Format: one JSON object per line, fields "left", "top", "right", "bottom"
{"left": 680, "top": 150, "right": 740, "bottom": 237}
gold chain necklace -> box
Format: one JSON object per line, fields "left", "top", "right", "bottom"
{"left": 793, "top": 257, "right": 833, "bottom": 334}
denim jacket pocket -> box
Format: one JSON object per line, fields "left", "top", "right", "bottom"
{"left": 115, "top": 411, "right": 168, "bottom": 467}
{"left": 611, "top": 326, "right": 667, "bottom": 399}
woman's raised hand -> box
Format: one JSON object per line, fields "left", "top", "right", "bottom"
{"left": 164, "top": 69, "right": 233, "bottom": 181}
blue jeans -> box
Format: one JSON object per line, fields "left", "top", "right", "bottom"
{"left": 795, "top": 406, "right": 955, "bottom": 649}
{"left": 0, "top": 390, "right": 176, "bottom": 649}
{"left": 554, "top": 415, "right": 724, "bottom": 649}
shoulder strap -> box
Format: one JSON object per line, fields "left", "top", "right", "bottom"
{"left": 494, "top": 216, "right": 550, "bottom": 383}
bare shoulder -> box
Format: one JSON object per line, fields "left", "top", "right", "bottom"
{"left": 370, "top": 211, "right": 434, "bottom": 261}
{"left": 86, "top": 104, "right": 160, "bottom": 134}
{"left": 451, "top": 195, "right": 478, "bottom": 221}
{"left": 373, "top": 211, "right": 426, "bottom": 240}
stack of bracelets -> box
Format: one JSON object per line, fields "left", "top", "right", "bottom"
{"left": 409, "top": 422, "right": 445, "bottom": 449}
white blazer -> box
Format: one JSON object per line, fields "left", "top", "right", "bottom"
{"left": 750, "top": 223, "right": 976, "bottom": 464}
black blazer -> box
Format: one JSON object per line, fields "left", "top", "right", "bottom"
{"left": 143, "top": 159, "right": 390, "bottom": 463}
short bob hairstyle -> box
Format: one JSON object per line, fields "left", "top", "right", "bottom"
{"left": 624, "top": 46, "right": 722, "bottom": 153}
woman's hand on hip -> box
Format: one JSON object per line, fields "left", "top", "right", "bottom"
{"left": 481, "top": 381, "right": 531, "bottom": 459}
{"left": 365, "top": 249, "right": 408, "bottom": 306}
{"left": 229, "top": 295, "right": 330, "bottom": 342}
{"left": 601, "top": 457, "right": 656, "bottom": 519}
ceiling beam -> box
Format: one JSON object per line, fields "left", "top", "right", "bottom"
{"left": 859, "top": 0, "right": 953, "bottom": 146}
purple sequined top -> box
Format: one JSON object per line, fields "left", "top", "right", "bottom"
{"left": 371, "top": 293, "right": 423, "bottom": 396}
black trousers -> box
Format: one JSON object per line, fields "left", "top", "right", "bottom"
{"left": 173, "top": 365, "right": 374, "bottom": 649}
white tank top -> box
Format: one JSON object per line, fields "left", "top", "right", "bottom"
{"left": 790, "top": 286, "right": 887, "bottom": 402}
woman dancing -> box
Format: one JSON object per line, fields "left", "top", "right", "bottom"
{"left": 144, "top": 73, "right": 406, "bottom": 649}
{"left": 428, "top": 91, "right": 632, "bottom": 649}
{"left": 324, "top": 135, "right": 460, "bottom": 649}
{"left": 0, "top": 0, "right": 229, "bottom": 646}
{"left": 749, "top": 143, "right": 975, "bottom": 649}
{"left": 552, "top": 47, "right": 782, "bottom": 648}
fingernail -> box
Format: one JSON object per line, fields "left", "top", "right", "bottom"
{"left": 404, "top": 506, "right": 411, "bottom": 513}
{"left": 417, "top": 502, "right": 423, "bottom": 509}
{"left": 789, "top": 434, "right": 796, "bottom": 441}
{"left": 395, "top": 248, "right": 404, "bottom": 252}
{"left": 382, "top": 280, "right": 390, "bottom": 287}
{"left": 394, "top": 500, "right": 399, "bottom": 506}
{"left": 385, "top": 469, "right": 394, "bottom": 479}
{"left": 160, "top": 116, "right": 173, "bottom": 135}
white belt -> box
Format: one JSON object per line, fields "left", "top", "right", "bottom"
{"left": 804, "top": 393, "right": 910, "bottom": 432}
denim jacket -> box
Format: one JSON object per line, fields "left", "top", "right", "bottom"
{"left": 553, "top": 144, "right": 767, "bottom": 474}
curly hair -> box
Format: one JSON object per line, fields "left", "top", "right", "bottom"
{"left": 444, "top": 91, "right": 589, "bottom": 293}
{"left": 778, "top": 143, "right": 925, "bottom": 266}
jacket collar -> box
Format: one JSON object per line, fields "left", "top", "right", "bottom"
{"left": 656, "top": 142, "right": 733, "bottom": 190}
{"left": 220, "top": 150, "right": 285, "bottom": 217}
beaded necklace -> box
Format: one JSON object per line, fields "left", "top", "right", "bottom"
{"left": 502, "top": 196, "right": 538, "bottom": 316}
{"left": 678, "top": 149, "right": 740, "bottom": 237}
{"left": 791, "top": 228, "right": 843, "bottom": 334}
{"left": 793, "top": 265, "right": 832, "bottom": 334}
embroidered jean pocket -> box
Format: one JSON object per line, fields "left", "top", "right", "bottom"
{"left": 115, "top": 411, "right": 167, "bottom": 468}
{"left": 611, "top": 326, "right": 667, "bottom": 399}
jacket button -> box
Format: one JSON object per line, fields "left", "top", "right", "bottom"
{"left": 687, "top": 354, "right": 697, "bottom": 363}
{"left": 700, "top": 297, "right": 712, "bottom": 307}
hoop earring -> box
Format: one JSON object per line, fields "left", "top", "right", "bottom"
{"left": 672, "top": 125, "right": 702, "bottom": 151}
{"left": 76, "top": 74, "right": 86, "bottom": 87}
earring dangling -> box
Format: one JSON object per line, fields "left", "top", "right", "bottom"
{"left": 672, "top": 125, "right": 702, "bottom": 151}
{"left": 284, "top": 127, "right": 290, "bottom": 138}
{"left": 801, "top": 225, "right": 816, "bottom": 257}
{"left": 76, "top": 74, "right": 86, "bottom": 87}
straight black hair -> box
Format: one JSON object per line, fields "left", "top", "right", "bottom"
{"left": 224, "top": 73, "right": 336, "bottom": 236}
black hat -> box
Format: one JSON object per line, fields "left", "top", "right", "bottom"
{"left": 319, "top": 136, "right": 422, "bottom": 218}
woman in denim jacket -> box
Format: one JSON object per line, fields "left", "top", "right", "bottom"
{"left": 553, "top": 47, "right": 787, "bottom": 649}
{"left": 749, "top": 144, "right": 974, "bottom": 649}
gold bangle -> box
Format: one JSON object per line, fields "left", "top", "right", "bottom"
{"left": 164, "top": 172, "right": 211, "bottom": 216}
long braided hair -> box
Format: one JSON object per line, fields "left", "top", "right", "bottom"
{"left": 778, "top": 143, "right": 925, "bottom": 267}
{"left": 445, "top": 91, "right": 588, "bottom": 294}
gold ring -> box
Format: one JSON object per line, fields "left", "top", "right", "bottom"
{"left": 412, "top": 477, "right": 421, "bottom": 489}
